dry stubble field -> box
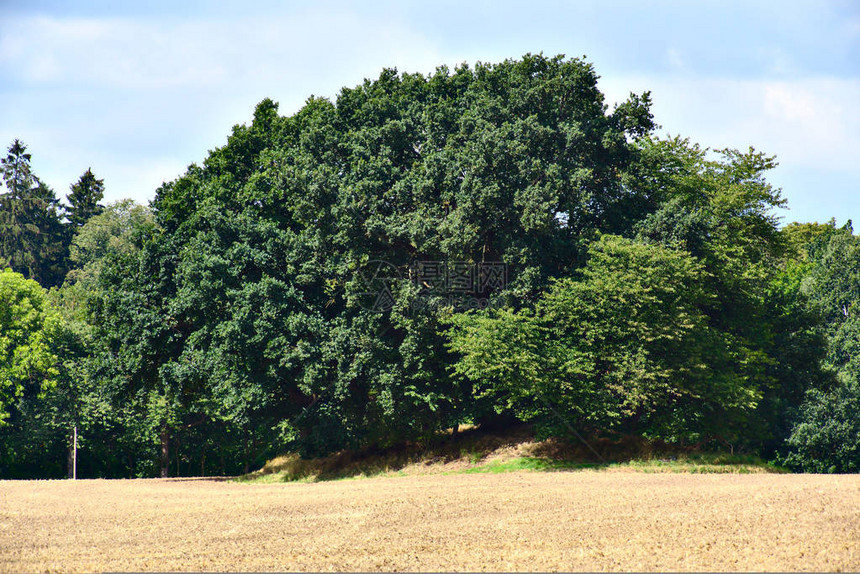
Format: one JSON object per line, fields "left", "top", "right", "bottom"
{"left": 1, "top": 471, "right": 859, "bottom": 572}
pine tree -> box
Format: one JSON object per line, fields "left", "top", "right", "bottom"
{"left": 66, "top": 168, "right": 104, "bottom": 228}
{"left": 0, "top": 140, "right": 68, "bottom": 286}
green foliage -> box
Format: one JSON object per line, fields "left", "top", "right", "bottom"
{"left": 781, "top": 219, "right": 841, "bottom": 262}
{"left": 0, "top": 140, "right": 68, "bottom": 287}
{"left": 0, "top": 202, "right": 155, "bottom": 477}
{"left": 450, "top": 134, "right": 831, "bottom": 451}
{"left": 448, "top": 234, "right": 759, "bottom": 441}
{"left": 0, "top": 269, "right": 60, "bottom": 423}
{"left": 127, "top": 54, "right": 657, "bottom": 459}
{"left": 0, "top": 283, "right": 93, "bottom": 478}
{"left": 66, "top": 200, "right": 156, "bottom": 290}
{"left": 801, "top": 221, "right": 859, "bottom": 334}
{"left": 66, "top": 168, "right": 105, "bottom": 228}
{"left": 783, "top": 378, "right": 860, "bottom": 473}
{"left": 632, "top": 136, "right": 830, "bottom": 449}
{"left": 752, "top": 259, "right": 832, "bottom": 453}
{"left": 781, "top": 224, "right": 860, "bottom": 472}
{"left": 1, "top": 55, "right": 849, "bottom": 476}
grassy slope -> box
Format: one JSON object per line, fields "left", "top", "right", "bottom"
{"left": 239, "top": 424, "right": 787, "bottom": 484}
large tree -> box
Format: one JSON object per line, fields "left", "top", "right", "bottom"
{"left": 630, "top": 137, "right": 830, "bottom": 449}
{"left": 100, "top": 54, "right": 657, "bottom": 459}
{"left": 0, "top": 202, "right": 164, "bottom": 479}
{"left": 79, "top": 54, "right": 833, "bottom": 470}
{"left": 448, "top": 135, "right": 831, "bottom": 450}
{"left": 0, "top": 140, "right": 68, "bottom": 286}
{"left": 446, "top": 234, "right": 755, "bottom": 444}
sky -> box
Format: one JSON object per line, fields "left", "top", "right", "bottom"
{"left": 1, "top": 0, "right": 858, "bottom": 225}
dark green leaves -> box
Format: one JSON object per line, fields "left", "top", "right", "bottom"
{"left": 0, "top": 140, "right": 68, "bottom": 287}
{"left": 447, "top": 235, "right": 749, "bottom": 439}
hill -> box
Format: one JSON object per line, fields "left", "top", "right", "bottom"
{"left": 241, "top": 423, "right": 786, "bottom": 483}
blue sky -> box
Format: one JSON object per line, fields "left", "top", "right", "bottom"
{"left": 1, "top": 0, "right": 858, "bottom": 225}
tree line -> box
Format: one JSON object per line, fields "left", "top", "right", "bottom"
{"left": 1, "top": 54, "right": 857, "bottom": 478}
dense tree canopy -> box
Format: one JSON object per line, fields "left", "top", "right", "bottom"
{"left": 447, "top": 235, "right": 717, "bottom": 435}
{"left": 780, "top": 221, "right": 860, "bottom": 472}
{"left": 0, "top": 54, "right": 855, "bottom": 476}
{"left": 109, "top": 54, "right": 659, "bottom": 458}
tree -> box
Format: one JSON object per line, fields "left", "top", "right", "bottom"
{"left": 448, "top": 134, "right": 832, "bottom": 452}
{"left": 447, "top": 235, "right": 754, "bottom": 442}
{"left": 1, "top": 140, "right": 33, "bottom": 192}
{"left": 0, "top": 201, "right": 164, "bottom": 479}
{"left": 1, "top": 141, "right": 40, "bottom": 278}
{"left": 631, "top": 136, "right": 831, "bottom": 449}
{"left": 43, "top": 201, "right": 154, "bottom": 478}
{"left": 0, "top": 269, "right": 60, "bottom": 424}
{"left": 800, "top": 221, "right": 859, "bottom": 332}
{"left": 66, "top": 199, "right": 155, "bottom": 288}
{"left": 0, "top": 140, "right": 68, "bottom": 286}
{"left": 783, "top": 378, "right": 860, "bottom": 473}
{"left": 66, "top": 168, "right": 105, "bottom": 229}
{"left": 124, "top": 54, "right": 659, "bottom": 458}
{"left": 781, "top": 223, "right": 860, "bottom": 472}
{"left": 780, "top": 219, "right": 841, "bottom": 263}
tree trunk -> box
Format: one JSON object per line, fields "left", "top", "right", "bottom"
{"left": 67, "top": 427, "right": 76, "bottom": 479}
{"left": 159, "top": 426, "right": 170, "bottom": 478}
{"left": 174, "top": 435, "right": 181, "bottom": 477}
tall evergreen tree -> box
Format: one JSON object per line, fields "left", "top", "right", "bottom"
{"left": 1, "top": 140, "right": 33, "bottom": 192}
{"left": 0, "top": 140, "right": 37, "bottom": 275}
{"left": 66, "top": 168, "right": 105, "bottom": 228}
{"left": 0, "top": 140, "right": 68, "bottom": 286}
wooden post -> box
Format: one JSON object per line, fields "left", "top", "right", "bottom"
{"left": 72, "top": 425, "right": 77, "bottom": 480}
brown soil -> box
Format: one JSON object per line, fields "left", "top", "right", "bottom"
{"left": 1, "top": 472, "right": 858, "bottom": 572}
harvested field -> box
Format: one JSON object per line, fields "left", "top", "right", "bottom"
{"left": 1, "top": 472, "right": 858, "bottom": 572}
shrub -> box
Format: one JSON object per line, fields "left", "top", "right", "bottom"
{"left": 783, "top": 378, "right": 860, "bottom": 473}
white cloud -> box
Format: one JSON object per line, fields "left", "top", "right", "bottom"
{"left": 600, "top": 73, "right": 860, "bottom": 223}
{"left": 0, "top": 9, "right": 445, "bottom": 203}
{"left": 1, "top": 17, "right": 217, "bottom": 89}
{"left": 764, "top": 84, "right": 822, "bottom": 122}
{"left": 601, "top": 74, "right": 860, "bottom": 172}
{"left": 1, "top": 5, "right": 856, "bottom": 225}
{"left": 0, "top": 12, "right": 445, "bottom": 91}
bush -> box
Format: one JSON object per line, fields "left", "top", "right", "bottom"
{"left": 783, "top": 378, "right": 860, "bottom": 473}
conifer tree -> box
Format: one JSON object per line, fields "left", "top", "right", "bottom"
{"left": 0, "top": 140, "right": 68, "bottom": 286}
{"left": 67, "top": 168, "right": 105, "bottom": 228}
